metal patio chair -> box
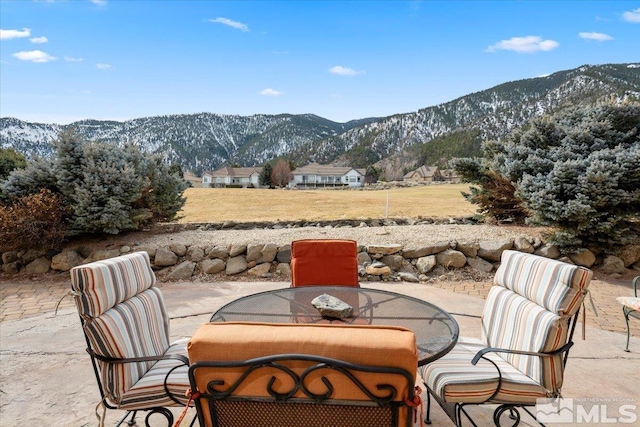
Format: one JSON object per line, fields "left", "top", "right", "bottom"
{"left": 70, "top": 251, "right": 193, "bottom": 427}
{"left": 617, "top": 276, "right": 640, "bottom": 352}
{"left": 419, "top": 250, "right": 593, "bottom": 426}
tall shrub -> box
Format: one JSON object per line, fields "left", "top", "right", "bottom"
{"left": 496, "top": 102, "right": 640, "bottom": 251}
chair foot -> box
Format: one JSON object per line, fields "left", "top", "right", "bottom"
{"left": 624, "top": 348, "right": 630, "bottom": 352}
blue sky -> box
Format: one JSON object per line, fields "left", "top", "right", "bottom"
{"left": 1, "top": 1, "right": 639, "bottom": 124}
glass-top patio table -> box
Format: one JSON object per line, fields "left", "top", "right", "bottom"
{"left": 210, "top": 286, "right": 459, "bottom": 365}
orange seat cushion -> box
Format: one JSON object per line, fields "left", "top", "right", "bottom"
{"left": 291, "top": 239, "right": 359, "bottom": 287}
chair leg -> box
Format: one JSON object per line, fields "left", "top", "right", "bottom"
{"left": 425, "top": 389, "right": 432, "bottom": 424}
{"left": 623, "top": 308, "right": 631, "bottom": 352}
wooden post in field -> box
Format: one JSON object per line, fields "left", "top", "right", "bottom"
{"left": 385, "top": 193, "right": 389, "bottom": 219}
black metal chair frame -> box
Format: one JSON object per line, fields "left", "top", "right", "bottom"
{"left": 424, "top": 309, "right": 583, "bottom": 427}
{"left": 622, "top": 276, "right": 639, "bottom": 352}
{"left": 189, "top": 354, "right": 417, "bottom": 427}
{"left": 77, "top": 315, "right": 195, "bottom": 427}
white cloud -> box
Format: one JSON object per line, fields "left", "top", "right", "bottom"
{"left": 578, "top": 32, "right": 613, "bottom": 41}
{"left": 1, "top": 28, "right": 31, "bottom": 40}
{"left": 96, "top": 63, "right": 111, "bottom": 69}
{"left": 208, "top": 17, "right": 250, "bottom": 32}
{"left": 64, "top": 56, "right": 83, "bottom": 62}
{"left": 259, "top": 88, "right": 282, "bottom": 96}
{"left": 30, "top": 36, "right": 48, "bottom": 44}
{"left": 485, "top": 36, "right": 559, "bottom": 53}
{"left": 12, "top": 50, "right": 56, "bottom": 62}
{"left": 90, "top": 0, "right": 108, "bottom": 6}
{"left": 622, "top": 8, "right": 640, "bottom": 23}
{"left": 329, "top": 65, "right": 363, "bottom": 76}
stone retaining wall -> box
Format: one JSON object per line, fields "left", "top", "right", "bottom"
{"left": 3, "top": 236, "right": 639, "bottom": 280}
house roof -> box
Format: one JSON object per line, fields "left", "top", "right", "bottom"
{"left": 404, "top": 165, "right": 439, "bottom": 179}
{"left": 205, "top": 167, "right": 262, "bottom": 178}
{"left": 293, "top": 162, "right": 365, "bottom": 176}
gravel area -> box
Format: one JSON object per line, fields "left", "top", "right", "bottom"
{"left": 134, "top": 224, "right": 547, "bottom": 248}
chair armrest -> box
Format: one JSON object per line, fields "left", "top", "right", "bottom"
{"left": 633, "top": 276, "right": 639, "bottom": 298}
{"left": 87, "top": 348, "right": 189, "bottom": 365}
{"left": 87, "top": 349, "right": 190, "bottom": 406}
{"left": 471, "top": 341, "right": 573, "bottom": 366}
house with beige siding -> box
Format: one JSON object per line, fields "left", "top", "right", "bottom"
{"left": 403, "top": 166, "right": 442, "bottom": 182}
{"left": 291, "top": 163, "right": 366, "bottom": 188}
{"left": 202, "top": 167, "right": 263, "bottom": 188}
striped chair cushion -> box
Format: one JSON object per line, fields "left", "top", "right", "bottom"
{"left": 419, "top": 337, "right": 550, "bottom": 405}
{"left": 494, "top": 250, "right": 592, "bottom": 317}
{"left": 482, "top": 286, "right": 567, "bottom": 391}
{"left": 120, "top": 339, "right": 190, "bottom": 409}
{"left": 71, "top": 252, "right": 156, "bottom": 317}
{"left": 83, "top": 288, "right": 171, "bottom": 404}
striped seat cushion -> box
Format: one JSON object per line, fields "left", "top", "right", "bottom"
{"left": 120, "top": 339, "right": 190, "bottom": 409}
{"left": 71, "top": 252, "right": 156, "bottom": 317}
{"left": 494, "top": 250, "right": 592, "bottom": 317}
{"left": 83, "top": 287, "right": 171, "bottom": 404}
{"left": 419, "top": 337, "right": 550, "bottom": 405}
{"left": 482, "top": 286, "right": 567, "bottom": 392}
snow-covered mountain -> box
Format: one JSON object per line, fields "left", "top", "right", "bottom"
{"left": 1, "top": 63, "right": 638, "bottom": 175}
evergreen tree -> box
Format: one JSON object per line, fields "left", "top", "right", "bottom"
{"left": 259, "top": 163, "right": 273, "bottom": 188}
{"left": 0, "top": 148, "right": 27, "bottom": 181}
{"left": 364, "top": 165, "right": 378, "bottom": 184}
{"left": 496, "top": 102, "right": 640, "bottom": 251}
{"left": 0, "top": 159, "right": 57, "bottom": 204}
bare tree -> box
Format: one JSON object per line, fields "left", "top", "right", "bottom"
{"left": 270, "top": 159, "right": 293, "bottom": 187}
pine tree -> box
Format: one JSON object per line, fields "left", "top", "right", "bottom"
{"left": 259, "top": 163, "right": 273, "bottom": 188}
{"left": 0, "top": 148, "right": 27, "bottom": 181}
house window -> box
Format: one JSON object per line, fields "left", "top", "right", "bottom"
{"left": 349, "top": 176, "right": 356, "bottom": 183}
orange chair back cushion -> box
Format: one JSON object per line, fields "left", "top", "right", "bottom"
{"left": 290, "top": 239, "right": 359, "bottom": 287}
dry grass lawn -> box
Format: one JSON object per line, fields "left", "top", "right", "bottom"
{"left": 179, "top": 184, "right": 476, "bottom": 223}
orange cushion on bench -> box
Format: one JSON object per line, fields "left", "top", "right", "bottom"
{"left": 291, "top": 239, "right": 359, "bottom": 287}
{"left": 188, "top": 322, "right": 418, "bottom": 401}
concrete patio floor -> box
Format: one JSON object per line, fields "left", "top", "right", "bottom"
{"left": 0, "top": 280, "right": 638, "bottom": 426}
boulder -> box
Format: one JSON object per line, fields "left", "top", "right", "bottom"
{"left": 51, "top": 250, "right": 83, "bottom": 272}
{"left": 380, "top": 254, "right": 404, "bottom": 271}
{"left": 367, "top": 244, "right": 403, "bottom": 256}
{"left": 246, "top": 244, "right": 264, "bottom": 263}
{"left": 478, "top": 239, "right": 513, "bottom": 262}
{"left": 275, "top": 263, "right": 291, "bottom": 277}
{"left": 534, "top": 244, "right": 560, "bottom": 259}
{"left": 619, "top": 245, "right": 640, "bottom": 267}
{"left": 2, "top": 251, "right": 18, "bottom": 264}
{"left": 229, "top": 244, "right": 247, "bottom": 257}
{"left": 403, "top": 241, "right": 450, "bottom": 258}
{"left": 599, "top": 255, "right": 626, "bottom": 275}
{"left": 25, "top": 257, "right": 50, "bottom": 274}
{"left": 436, "top": 250, "right": 467, "bottom": 269}
{"left": 248, "top": 263, "right": 271, "bottom": 277}
{"left": 261, "top": 244, "right": 279, "bottom": 263}
{"left": 2, "top": 261, "right": 20, "bottom": 274}
{"left": 277, "top": 245, "right": 291, "bottom": 263}
{"left": 569, "top": 249, "right": 596, "bottom": 268}
{"left": 21, "top": 249, "right": 46, "bottom": 264}
{"left": 87, "top": 249, "right": 121, "bottom": 263}
{"left": 226, "top": 256, "right": 248, "bottom": 275}
{"left": 200, "top": 258, "right": 225, "bottom": 274}
{"left": 221, "top": 220, "right": 237, "bottom": 229}
{"left": 75, "top": 245, "right": 94, "bottom": 259}
{"left": 136, "top": 245, "right": 157, "bottom": 258}
{"left": 120, "top": 246, "right": 131, "bottom": 254}
{"left": 169, "top": 244, "right": 187, "bottom": 257}
{"left": 357, "top": 252, "right": 372, "bottom": 265}
{"left": 166, "top": 261, "right": 196, "bottom": 280}
{"left": 154, "top": 247, "right": 179, "bottom": 267}
{"left": 206, "top": 245, "right": 229, "bottom": 260}
{"left": 467, "top": 257, "right": 493, "bottom": 273}
{"left": 416, "top": 255, "right": 437, "bottom": 274}
{"left": 312, "top": 294, "right": 353, "bottom": 319}
{"left": 456, "top": 241, "right": 479, "bottom": 258}
{"left": 187, "top": 247, "right": 205, "bottom": 262}
{"left": 365, "top": 262, "right": 392, "bottom": 276}
{"left": 398, "top": 272, "right": 420, "bottom": 283}
{"left": 514, "top": 236, "right": 534, "bottom": 254}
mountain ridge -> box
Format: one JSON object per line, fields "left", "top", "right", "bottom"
{"left": 2, "top": 62, "right": 638, "bottom": 177}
